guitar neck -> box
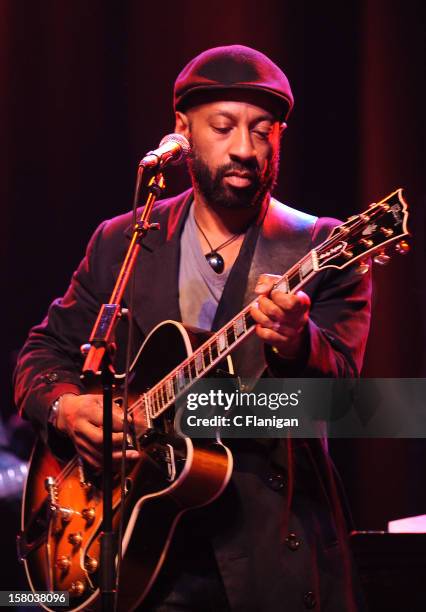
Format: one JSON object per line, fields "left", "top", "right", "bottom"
{"left": 142, "top": 187, "right": 409, "bottom": 423}
{"left": 145, "top": 249, "right": 318, "bottom": 421}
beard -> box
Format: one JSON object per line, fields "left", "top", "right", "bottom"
{"left": 188, "top": 146, "right": 279, "bottom": 210}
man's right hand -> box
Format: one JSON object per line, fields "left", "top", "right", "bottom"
{"left": 56, "top": 393, "right": 140, "bottom": 470}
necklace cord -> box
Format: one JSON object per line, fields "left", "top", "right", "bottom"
{"left": 194, "top": 216, "right": 241, "bottom": 254}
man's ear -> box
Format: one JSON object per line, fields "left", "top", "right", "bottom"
{"left": 279, "top": 122, "right": 288, "bottom": 137}
{"left": 175, "top": 111, "right": 190, "bottom": 138}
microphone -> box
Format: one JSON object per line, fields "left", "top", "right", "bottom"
{"left": 140, "top": 133, "right": 191, "bottom": 169}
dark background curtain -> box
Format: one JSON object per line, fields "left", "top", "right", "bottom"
{"left": 1, "top": 0, "right": 425, "bottom": 579}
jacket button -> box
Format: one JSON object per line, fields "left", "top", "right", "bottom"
{"left": 267, "top": 472, "right": 285, "bottom": 491}
{"left": 285, "top": 533, "right": 301, "bottom": 551}
{"left": 304, "top": 591, "right": 316, "bottom": 609}
{"left": 44, "top": 372, "right": 59, "bottom": 383}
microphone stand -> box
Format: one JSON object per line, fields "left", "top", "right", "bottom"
{"left": 81, "top": 168, "right": 165, "bottom": 612}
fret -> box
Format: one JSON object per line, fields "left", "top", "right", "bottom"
{"left": 184, "top": 363, "right": 193, "bottom": 382}
{"left": 276, "top": 275, "right": 289, "bottom": 293}
{"left": 226, "top": 325, "right": 236, "bottom": 346}
{"left": 152, "top": 391, "right": 160, "bottom": 415}
{"left": 144, "top": 393, "right": 152, "bottom": 419}
{"left": 300, "top": 255, "right": 313, "bottom": 279}
{"left": 203, "top": 345, "right": 211, "bottom": 368}
{"left": 160, "top": 385, "right": 167, "bottom": 407}
{"left": 177, "top": 368, "right": 185, "bottom": 390}
{"left": 288, "top": 272, "right": 300, "bottom": 291}
{"left": 150, "top": 392, "right": 156, "bottom": 416}
{"left": 172, "top": 374, "right": 179, "bottom": 396}
{"left": 244, "top": 310, "right": 255, "bottom": 329}
{"left": 217, "top": 332, "right": 227, "bottom": 353}
{"left": 188, "top": 360, "right": 197, "bottom": 380}
{"left": 234, "top": 316, "right": 245, "bottom": 337}
{"left": 150, "top": 394, "right": 157, "bottom": 418}
{"left": 210, "top": 339, "right": 219, "bottom": 361}
{"left": 194, "top": 351, "right": 204, "bottom": 374}
{"left": 165, "top": 378, "right": 174, "bottom": 402}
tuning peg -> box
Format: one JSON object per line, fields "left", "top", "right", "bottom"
{"left": 360, "top": 238, "right": 374, "bottom": 248}
{"left": 342, "top": 250, "right": 354, "bottom": 259}
{"left": 373, "top": 251, "right": 390, "bottom": 265}
{"left": 395, "top": 240, "right": 410, "bottom": 255}
{"left": 356, "top": 263, "right": 370, "bottom": 275}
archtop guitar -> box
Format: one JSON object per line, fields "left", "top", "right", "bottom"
{"left": 18, "top": 189, "right": 409, "bottom": 611}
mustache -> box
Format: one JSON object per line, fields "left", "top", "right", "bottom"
{"left": 216, "top": 160, "right": 260, "bottom": 181}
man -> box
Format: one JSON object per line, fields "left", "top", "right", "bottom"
{"left": 15, "top": 46, "right": 371, "bottom": 610}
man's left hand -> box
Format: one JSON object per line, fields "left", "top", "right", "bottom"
{"left": 251, "top": 274, "right": 310, "bottom": 360}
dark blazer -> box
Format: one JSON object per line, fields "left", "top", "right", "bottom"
{"left": 14, "top": 189, "right": 371, "bottom": 610}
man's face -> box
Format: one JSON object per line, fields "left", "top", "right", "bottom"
{"left": 176, "top": 98, "right": 283, "bottom": 210}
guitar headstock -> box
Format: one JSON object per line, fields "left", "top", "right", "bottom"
{"left": 315, "top": 188, "right": 410, "bottom": 272}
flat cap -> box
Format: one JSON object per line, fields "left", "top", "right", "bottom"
{"left": 174, "top": 45, "right": 294, "bottom": 121}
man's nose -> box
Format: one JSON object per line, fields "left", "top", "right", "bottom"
{"left": 228, "top": 127, "right": 256, "bottom": 162}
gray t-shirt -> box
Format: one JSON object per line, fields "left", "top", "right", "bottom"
{"left": 179, "top": 204, "right": 230, "bottom": 331}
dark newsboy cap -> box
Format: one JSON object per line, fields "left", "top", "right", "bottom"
{"left": 174, "top": 45, "right": 294, "bottom": 121}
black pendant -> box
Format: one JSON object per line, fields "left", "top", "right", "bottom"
{"left": 205, "top": 251, "right": 225, "bottom": 274}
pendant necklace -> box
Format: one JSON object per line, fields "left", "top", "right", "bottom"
{"left": 194, "top": 217, "right": 241, "bottom": 274}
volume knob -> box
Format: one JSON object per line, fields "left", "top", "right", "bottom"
{"left": 70, "top": 580, "right": 85, "bottom": 597}
{"left": 82, "top": 507, "right": 96, "bottom": 523}
{"left": 84, "top": 556, "right": 98, "bottom": 573}
{"left": 68, "top": 531, "right": 83, "bottom": 546}
{"left": 56, "top": 555, "right": 71, "bottom": 571}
